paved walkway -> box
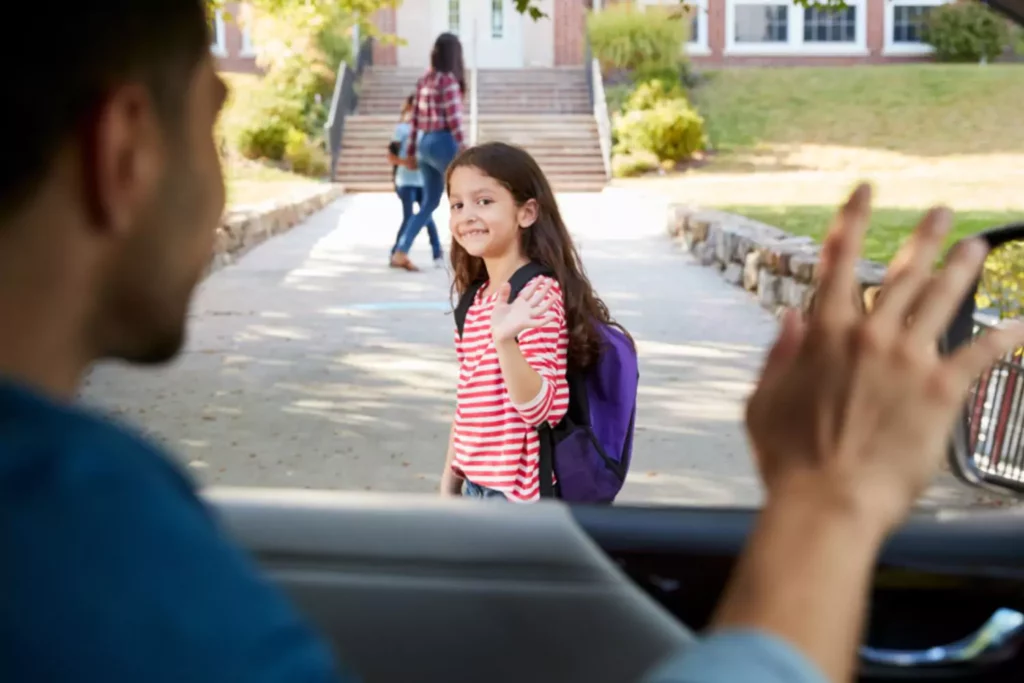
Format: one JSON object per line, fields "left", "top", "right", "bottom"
{"left": 82, "top": 189, "right": 985, "bottom": 507}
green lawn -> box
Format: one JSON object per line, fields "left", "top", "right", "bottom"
{"left": 722, "top": 205, "right": 1023, "bottom": 264}
{"left": 692, "top": 64, "right": 1024, "bottom": 167}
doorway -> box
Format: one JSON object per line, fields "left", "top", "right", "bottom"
{"left": 433, "top": 0, "right": 524, "bottom": 69}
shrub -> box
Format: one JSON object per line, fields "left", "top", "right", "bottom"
{"left": 977, "top": 240, "right": 1024, "bottom": 318}
{"left": 612, "top": 150, "right": 661, "bottom": 178}
{"left": 284, "top": 130, "right": 330, "bottom": 176}
{"left": 613, "top": 98, "right": 705, "bottom": 163}
{"left": 587, "top": 4, "right": 688, "bottom": 75}
{"left": 624, "top": 78, "right": 687, "bottom": 112}
{"left": 923, "top": 1, "right": 1010, "bottom": 63}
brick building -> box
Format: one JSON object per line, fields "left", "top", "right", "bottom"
{"left": 370, "top": 0, "right": 947, "bottom": 68}
{"left": 211, "top": 2, "right": 260, "bottom": 74}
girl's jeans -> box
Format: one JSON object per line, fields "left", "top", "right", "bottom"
{"left": 462, "top": 480, "right": 507, "bottom": 500}
{"left": 392, "top": 185, "right": 442, "bottom": 260}
{"left": 395, "top": 130, "right": 458, "bottom": 255}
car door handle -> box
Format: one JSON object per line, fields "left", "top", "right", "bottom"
{"left": 859, "top": 608, "right": 1024, "bottom": 668}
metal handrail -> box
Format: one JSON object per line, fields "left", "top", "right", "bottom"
{"left": 324, "top": 37, "right": 374, "bottom": 182}
{"left": 469, "top": 66, "right": 479, "bottom": 146}
{"left": 470, "top": 17, "right": 479, "bottom": 146}
{"left": 584, "top": 36, "right": 612, "bottom": 180}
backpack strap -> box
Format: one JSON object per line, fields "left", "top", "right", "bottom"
{"left": 506, "top": 262, "right": 554, "bottom": 302}
{"left": 507, "top": 262, "right": 558, "bottom": 500}
{"left": 538, "top": 424, "right": 557, "bottom": 499}
{"left": 454, "top": 262, "right": 554, "bottom": 339}
{"left": 454, "top": 280, "right": 486, "bottom": 339}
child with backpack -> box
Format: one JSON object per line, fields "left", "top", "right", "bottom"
{"left": 387, "top": 95, "right": 444, "bottom": 269}
{"left": 441, "top": 141, "right": 638, "bottom": 503}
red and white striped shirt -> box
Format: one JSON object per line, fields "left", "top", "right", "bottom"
{"left": 452, "top": 276, "right": 570, "bottom": 502}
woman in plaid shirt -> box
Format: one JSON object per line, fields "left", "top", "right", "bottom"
{"left": 390, "top": 33, "right": 466, "bottom": 272}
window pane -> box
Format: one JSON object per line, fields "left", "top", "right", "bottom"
{"left": 492, "top": 0, "right": 503, "bottom": 38}
{"left": 449, "top": 0, "right": 460, "bottom": 34}
{"left": 690, "top": 12, "right": 699, "bottom": 43}
{"left": 893, "top": 5, "right": 930, "bottom": 43}
{"left": 803, "top": 6, "right": 856, "bottom": 42}
{"left": 734, "top": 4, "right": 789, "bottom": 43}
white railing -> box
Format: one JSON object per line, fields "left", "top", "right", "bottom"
{"left": 470, "top": 66, "right": 479, "bottom": 146}
{"left": 590, "top": 58, "right": 612, "bottom": 180}
{"left": 469, "top": 18, "right": 480, "bottom": 146}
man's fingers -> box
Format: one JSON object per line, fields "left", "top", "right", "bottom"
{"left": 761, "top": 308, "right": 806, "bottom": 385}
{"left": 813, "top": 183, "right": 872, "bottom": 329}
{"left": 870, "top": 207, "right": 953, "bottom": 333}
{"left": 949, "top": 320, "right": 1024, "bottom": 391}
{"left": 906, "top": 238, "right": 987, "bottom": 347}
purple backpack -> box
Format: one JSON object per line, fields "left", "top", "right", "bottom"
{"left": 454, "top": 262, "right": 639, "bottom": 504}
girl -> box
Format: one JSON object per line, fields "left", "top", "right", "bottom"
{"left": 390, "top": 32, "right": 466, "bottom": 273}
{"left": 439, "top": 142, "right": 625, "bottom": 502}
{"left": 387, "top": 95, "right": 443, "bottom": 268}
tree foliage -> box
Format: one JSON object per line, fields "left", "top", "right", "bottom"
{"left": 977, "top": 241, "right": 1024, "bottom": 320}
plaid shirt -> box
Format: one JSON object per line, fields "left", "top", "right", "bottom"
{"left": 408, "top": 69, "right": 465, "bottom": 158}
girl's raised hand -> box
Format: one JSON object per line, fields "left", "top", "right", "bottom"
{"left": 746, "top": 183, "right": 1024, "bottom": 533}
{"left": 490, "top": 278, "right": 557, "bottom": 344}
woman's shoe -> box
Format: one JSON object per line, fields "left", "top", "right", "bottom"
{"left": 390, "top": 252, "right": 419, "bottom": 272}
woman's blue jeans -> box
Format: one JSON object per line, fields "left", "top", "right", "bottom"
{"left": 395, "top": 130, "right": 458, "bottom": 255}
{"left": 393, "top": 185, "right": 442, "bottom": 260}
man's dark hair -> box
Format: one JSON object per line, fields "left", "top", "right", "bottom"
{"left": 1, "top": 1, "right": 209, "bottom": 219}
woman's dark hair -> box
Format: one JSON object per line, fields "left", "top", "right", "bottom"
{"left": 401, "top": 94, "right": 414, "bottom": 117}
{"left": 447, "top": 142, "right": 632, "bottom": 370}
{"left": 430, "top": 32, "right": 466, "bottom": 94}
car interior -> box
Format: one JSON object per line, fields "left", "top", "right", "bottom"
{"left": 201, "top": 2, "right": 1024, "bottom": 680}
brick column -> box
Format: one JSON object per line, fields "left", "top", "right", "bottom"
{"left": 554, "top": 0, "right": 587, "bottom": 65}
{"left": 371, "top": 6, "right": 397, "bottom": 66}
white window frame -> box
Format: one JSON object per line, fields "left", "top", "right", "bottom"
{"left": 725, "top": 0, "right": 869, "bottom": 57}
{"left": 210, "top": 10, "right": 228, "bottom": 58}
{"left": 884, "top": 0, "right": 948, "bottom": 56}
{"left": 239, "top": 4, "right": 257, "bottom": 57}
{"left": 635, "top": 0, "right": 709, "bottom": 58}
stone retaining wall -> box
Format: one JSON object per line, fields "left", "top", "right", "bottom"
{"left": 666, "top": 205, "right": 888, "bottom": 315}
{"left": 209, "top": 183, "right": 346, "bottom": 275}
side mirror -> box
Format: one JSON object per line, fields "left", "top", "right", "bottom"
{"left": 944, "top": 224, "right": 1024, "bottom": 497}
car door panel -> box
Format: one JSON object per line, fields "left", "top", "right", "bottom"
{"left": 205, "top": 487, "right": 691, "bottom": 683}
{"left": 205, "top": 488, "right": 1024, "bottom": 682}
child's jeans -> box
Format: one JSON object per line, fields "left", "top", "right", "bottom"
{"left": 462, "top": 480, "right": 507, "bottom": 500}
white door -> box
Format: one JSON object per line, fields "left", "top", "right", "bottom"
{"left": 473, "top": 0, "right": 524, "bottom": 68}
{"left": 432, "top": 0, "right": 524, "bottom": 69}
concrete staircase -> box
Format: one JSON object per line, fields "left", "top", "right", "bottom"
{"left": 334, "top": 66, "right": 607, "bottom": 193}
{"left": 476, "top": 115, "right": 607, "bottom": 192}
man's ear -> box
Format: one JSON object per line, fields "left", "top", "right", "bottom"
{"left": 86, "top": 83, "right": 163, "bottom": 236}
{"left": 517, "top": 198, "right": 539, "bottom": 229}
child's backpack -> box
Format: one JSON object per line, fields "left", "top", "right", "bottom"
{"left": 387, "top": 140, "right": 400, "bottom": 186}
{"left": 454, "top": 262, "right": 639, "bottom": 504}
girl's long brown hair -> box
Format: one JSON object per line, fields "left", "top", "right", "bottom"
{"left": 447, "top": 142, "right": 632, "bottom": 370}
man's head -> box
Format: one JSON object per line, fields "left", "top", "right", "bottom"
{"left": 1, "top": 1, "right": 225, "bottom": 373}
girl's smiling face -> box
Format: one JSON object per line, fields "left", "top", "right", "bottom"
{"left": 448, "top": 165, "right": 537, "bottom": 259}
